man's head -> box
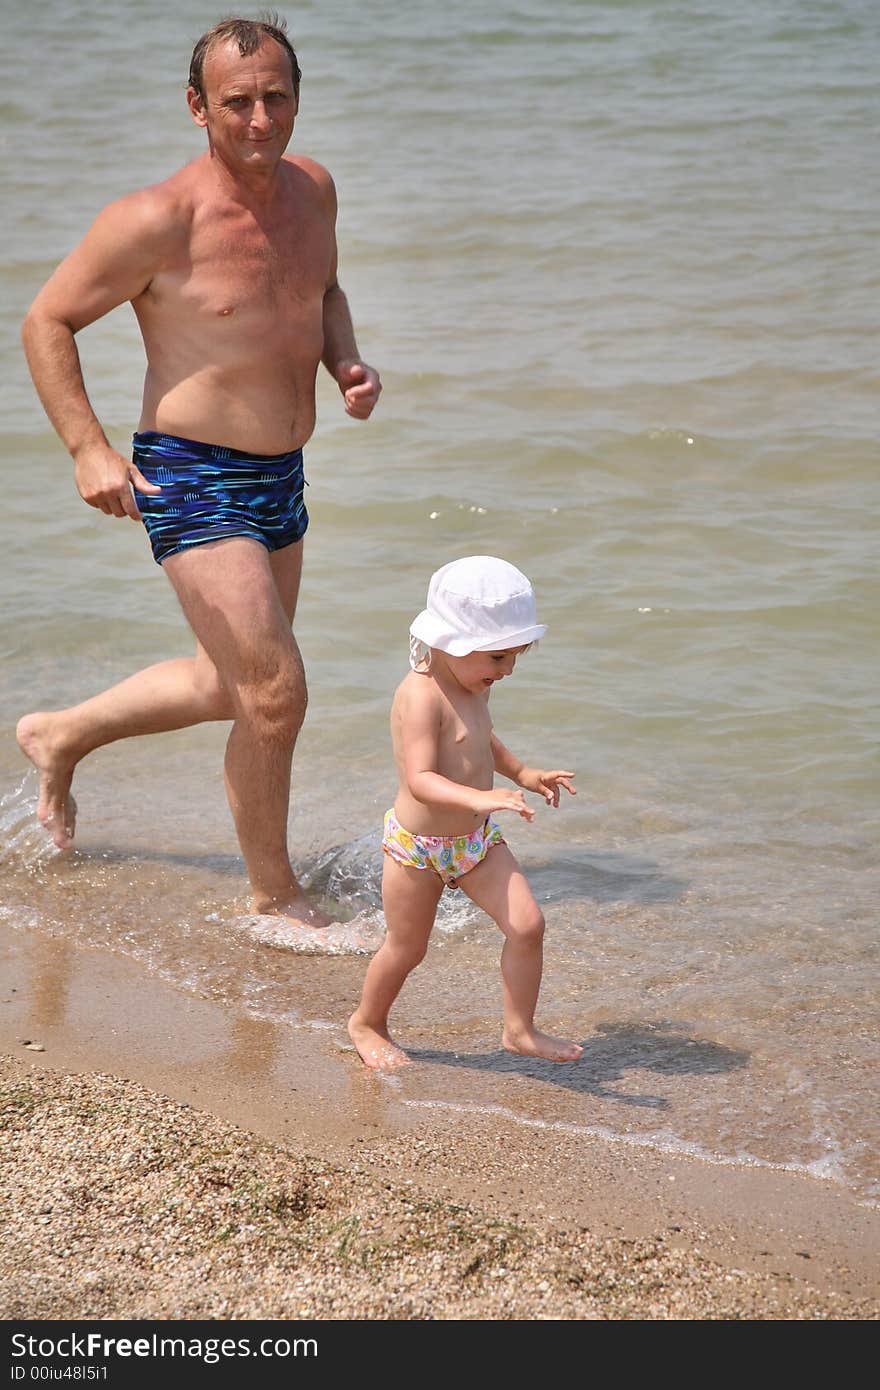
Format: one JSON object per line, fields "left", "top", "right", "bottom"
{"left": 188, "top": 14, "right": 301, "bottom": 103}
{"left": 186, "top": 15, "right": 300, "bottom": 169}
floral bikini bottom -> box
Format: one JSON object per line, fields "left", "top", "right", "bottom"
{"left": 381, "top": 808, "right": 505, "bottom": 889}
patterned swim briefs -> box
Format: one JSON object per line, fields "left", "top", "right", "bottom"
{"left": 382, "top": 808, "right": 506, "bottom": 889}
{"left": 133, "top": 430, "right": 309, "bottom": 565}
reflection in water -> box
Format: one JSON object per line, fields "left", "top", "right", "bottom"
{"left": 226, "top": 1014, "right": 282, "bottom": 1085}
{"left": 28, "top": 932, "right": 74, "bottom": 1031}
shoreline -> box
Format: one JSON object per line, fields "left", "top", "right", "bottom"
{"left": 2, "top": 923, "right": 878, "bottom": 1319}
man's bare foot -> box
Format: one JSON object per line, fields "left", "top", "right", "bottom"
{"left": 254, "top": 891, "right": 336, "bottom": 930}
{"left": 16, "top": 713, "right": 78, "bottom": 849}
{"left": 347, "top": 1015, "right": 411, "bottom": 1070}
{"left": 503, "top": 1028, "right": 583, "bottom": 1063}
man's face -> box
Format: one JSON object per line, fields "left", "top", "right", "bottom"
{"left": 188, "top": 37, "right": 298, "bottom": 170}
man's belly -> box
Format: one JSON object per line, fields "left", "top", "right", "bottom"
{"left": 138, "top": 357, "right": 319, "bottom": 455}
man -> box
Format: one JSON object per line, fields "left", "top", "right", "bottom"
{"left": 17, "top": 16, "right": 381, "bottom": 931}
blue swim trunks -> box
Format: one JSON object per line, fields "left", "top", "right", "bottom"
{"left": 133, "top": 431, "right": 309, "bottom": 566}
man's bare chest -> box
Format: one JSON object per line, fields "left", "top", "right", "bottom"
{"left": 155, "top": 207, "right": 331, "bottom": 315}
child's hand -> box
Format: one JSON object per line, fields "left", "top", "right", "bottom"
{"left": 473, "top": 788, "right": 535, "bottom": 822}
{"left": 518, "top": 767, "right": 577, "bottom": 808}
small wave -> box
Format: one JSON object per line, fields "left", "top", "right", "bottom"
{"left": 400, "top": 1097, "right": 876, "bottom": 1203}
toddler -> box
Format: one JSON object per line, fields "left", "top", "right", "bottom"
{"left": 348, "top": 556, "right": 583, "bottom": 1069}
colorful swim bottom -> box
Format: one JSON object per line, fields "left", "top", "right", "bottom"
{"left": 382, "top": 808, "right": 505, "bottom": 889}
{"left": 133, "top": 430, "right": 309, "bottom": 566}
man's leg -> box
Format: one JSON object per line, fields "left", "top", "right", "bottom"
{"left": 162, "top": 536, "right": 327, "bottom": 928}
{"left": 17, "top": 536, "right": 303, "bottom": 851}
{"left": 16, "top": 645, "right": 233, "bottom": 847}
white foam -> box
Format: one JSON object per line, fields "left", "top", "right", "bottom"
{"left": 231, "top": 910, "right": 385, "bottom": 956}
{"left": 399, "top": 1096, "right": 879, "bottom": 1204}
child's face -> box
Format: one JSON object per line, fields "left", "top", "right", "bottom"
{"left": 444, "top": 645, "right": 528, "bottom": 694}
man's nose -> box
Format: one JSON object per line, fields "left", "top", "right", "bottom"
{"left": 250, "top": 101, "right": 272, "bottom": 129}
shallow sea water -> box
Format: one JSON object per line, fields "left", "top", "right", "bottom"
{"left": 1, "top": 1, "right": 878, "bottom": 1200}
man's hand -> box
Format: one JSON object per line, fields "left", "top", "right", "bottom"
{"left": 517, "top": 768, "right": 577, "bottom": 808}
{"left": 74, "top": 443, "right": 162, "bottom": 520}
{"left": 336, "top": 359, "right": 382, "bottom": 419}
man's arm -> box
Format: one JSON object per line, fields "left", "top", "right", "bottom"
{"left": 22, "top": 191, "right": 167, "bottom": 518}
{"left": 313, "top": 167, "right": 381, "bottom": 419}
{"left": 322, "top": 283, "right": 382, "bottom": 418}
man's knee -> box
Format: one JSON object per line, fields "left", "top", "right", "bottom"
{"left": 238, "top": 660, "right": 307, "bottom": 740}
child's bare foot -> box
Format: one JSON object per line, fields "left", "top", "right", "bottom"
{"left": 348, "top": 1015, "right": 411, "bottom": 1070}
{"left": 503, "top": 1027, "right": 583, "bottom": 1063}
{"left": 16, "top": 713, "right": 78, "bottom": 849}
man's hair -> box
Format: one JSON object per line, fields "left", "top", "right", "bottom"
{"left": 188, "top": 14, "right": 302, "bottom": 100}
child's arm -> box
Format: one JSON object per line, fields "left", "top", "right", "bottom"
{"left": 402, "top": 687, "right": 534, "bottom": 820}
{"left": 491, "top": 733, "right": 577, "bottom": 809}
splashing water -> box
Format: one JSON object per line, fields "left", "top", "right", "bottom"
{"left": 299, "top": 827, "right": 488, "bottom": 940}
{"left": 0, "top": 774, "right": 58, "bottom": 872}
{"left": 299, "top": 829, "right": 384, "bottom": 913}
{"left": 229, "top": 910, "right": 385, "bottom": 957}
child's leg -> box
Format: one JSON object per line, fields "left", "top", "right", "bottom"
{"left": 348, "top": 856, "right": 444, "bottom": 1069}
{"left": 460, "top": 844, "right": 582, "bottom": 1063}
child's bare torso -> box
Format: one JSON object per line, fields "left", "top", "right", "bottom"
{"left": 391, "top": 668, "right": 495, "bottom": 836}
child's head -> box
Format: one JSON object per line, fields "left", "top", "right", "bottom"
{"left": 409, "top": 556, "right": 547, "bottom": 672}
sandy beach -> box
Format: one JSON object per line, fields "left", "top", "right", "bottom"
{"left": 2, "top": 924, "right": 877, "bottom": 1321}
{"left": 4, "top": 3, "right": 880, "bottom": 1333}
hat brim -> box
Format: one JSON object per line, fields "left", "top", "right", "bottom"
{"left": 410, "top": 610, "right": 547, "bottom": 655}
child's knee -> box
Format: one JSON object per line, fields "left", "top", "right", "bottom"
{"left": 507, "top": 906, "right": 545, "bottom": 948}
{"left": 386, "top": 932, "right": 430, "bottom": 970}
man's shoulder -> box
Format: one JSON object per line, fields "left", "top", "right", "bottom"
{"left": 282, "top": 155, "right": 337, "bottom": 213}
{"left": 283, "top": 153, "right": 334, "bottom": 187}
{"left": 95, "top": 161, "right": 201, "bottom": 240}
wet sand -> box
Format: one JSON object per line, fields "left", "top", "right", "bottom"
{"left": 1, "top": 923, "right": 877, "bottom": 1320}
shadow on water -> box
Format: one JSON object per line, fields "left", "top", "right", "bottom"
{"left": 49, "top": 846, "right": 245, "bottom": 877}
{"left": 2, "top": 777, "right": 684, "bottom": 914}
{"left": 407, "top": 1022, "right": 749, "bottom": 1110}
{"left": 527, "top": 851, "right": 688, "bottom": 906}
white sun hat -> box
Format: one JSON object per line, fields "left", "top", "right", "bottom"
{"left": 409, "top": 556, "right": 547, "bottom": 664}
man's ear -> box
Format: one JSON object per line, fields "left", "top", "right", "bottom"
{"left": 186, "top": 85, "right": 208, "bottom": 128}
